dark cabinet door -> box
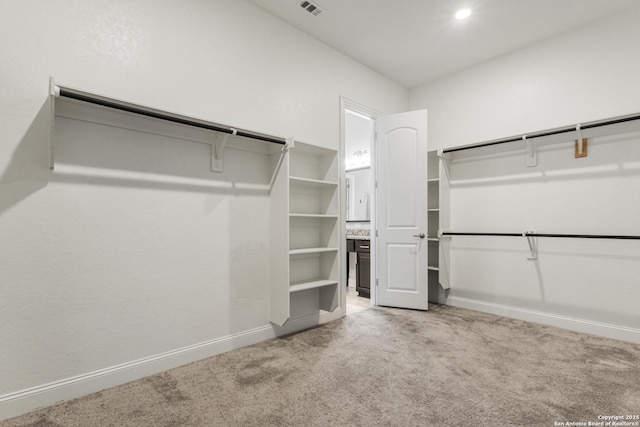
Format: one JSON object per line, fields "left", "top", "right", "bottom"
{"left": 356, "top": 251, "right": 370, "bottom": 297}
{"left": 346, "top": 239, "right": 355, "bottom": 287}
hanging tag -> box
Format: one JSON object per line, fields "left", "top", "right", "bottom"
{"left": 575, "top": 124, "right": 588, "bottom": 158}
{"left": 575, "top": 139, "right": 588, "bottom": 158}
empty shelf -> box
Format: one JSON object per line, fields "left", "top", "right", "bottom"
{"left": 289, "top": 279, "right": 339, "bottom": 293}
{"left": 290, "top": 176, "right": 338, "bottom": 188}
{"left": 289, "top": 213, "right": 339, "bottom": 219}
{"left": 289, "top": 247, "right": 339, "bottom": 255}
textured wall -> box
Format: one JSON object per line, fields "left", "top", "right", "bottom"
{"left": 0, "top": 0, "right": 407, "bottom": 402}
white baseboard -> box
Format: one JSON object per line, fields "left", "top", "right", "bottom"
{"left": 0, "top": 309, "right": 346, "bottom": 423}
{"left": 445, "top": 296, "right": 640, "bottom": 344}
{"left": 0, "top": 325, "right": 277, "bottom": 422}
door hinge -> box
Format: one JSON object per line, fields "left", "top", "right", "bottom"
{"left": 375, "top": 230, "right": 378, "bottom": 237}
{"left": 376, "top": 278, "right": 379, "bottom": 287}
{"left": 375, "top": 181, "right": 378, "bottom": 189}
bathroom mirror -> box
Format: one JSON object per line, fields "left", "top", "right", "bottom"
{"left": 346, "top": 167, "right": 371, "bottom": 222}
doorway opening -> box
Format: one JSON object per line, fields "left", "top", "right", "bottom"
{"left": 341, "top": 99, "right": 378, "bottom": 316}
{"left": 341, "top": 101, "right": 430, "bottom": 314}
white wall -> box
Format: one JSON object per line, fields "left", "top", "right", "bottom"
{"left": 0, "top": 0, "right": 407, "bottom": 419}
{"left": 345, "top": 111, "right": 373, "bottom": 169}
{"left": 410, "top": 6, "right": 640, "bottom": 150}
{"left": 410, "top": 7, "right": 640, "bottom": 342}
{"left": 444, "top": 133, "right": 640, "bottom": 341}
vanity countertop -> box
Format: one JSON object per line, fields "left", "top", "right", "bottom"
{"left": 346, "top": 229, "right": 370, "bottom": 240}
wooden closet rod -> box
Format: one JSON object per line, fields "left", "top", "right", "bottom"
{"left": 442, "top": 113, "right": 640, "bottom": 154}
{"left": 56, "top": 88, "right": 287, "bottom": 146}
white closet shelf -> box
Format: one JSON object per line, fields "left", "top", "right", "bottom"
{"left": 428, "top": 208, "right": 440, "bottom": 212}
{"left": 441, "top": 112, "right": 640, "bottom": 159}
{"left": 428, "top": 178, "right": 440, "bottom": 183}
{"left": 289, "top": 213, "right": 339, "bottom": 219}
{"left": 289, "top": 279, "right": 338, "bottom": 293}
{"left": 48, "top": 77, "right": 290, "bottom": 175}
{"left": 289, "top": 247, "right": 339, "bottom": 256}
{"left": 427, "top": 266, "right": 440, "bottom": 271}
{"left": 289, "top": 176, "right": 338, "bottom": 188}
{"left": 427, "top": 238, "right": 440, "bottom": 242}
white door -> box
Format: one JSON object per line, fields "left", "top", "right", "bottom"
{"left": 376, "top": 110, "right": 428, "bottom": 309}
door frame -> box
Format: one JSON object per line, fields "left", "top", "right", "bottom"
{"left": 339, "top": 97, "right": 380, "bottom": 312}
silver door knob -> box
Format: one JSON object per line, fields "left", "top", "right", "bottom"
{"left": 413, "top": 233, "right": 426, "bottom": 239}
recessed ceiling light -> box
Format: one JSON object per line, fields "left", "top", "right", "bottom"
{"left": 455, "top": 8, "right": 472, "bottom": 19}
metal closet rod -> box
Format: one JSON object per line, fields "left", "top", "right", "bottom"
{"left": 57, "top": 88, "right": 287, "bottom": 146}
{"left": 442, "top": 113, "right": 640, "bottom": 154}
{"left": 442, "top": 231, "right": 640, "bottom": 240}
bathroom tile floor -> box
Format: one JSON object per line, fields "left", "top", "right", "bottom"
{"left": 346, "top": 285, "right": 371, "bottom": 315}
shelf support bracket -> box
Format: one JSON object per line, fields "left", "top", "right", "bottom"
{"left": 49, "top": 76, "right": 59, "bottom": 170}
{"left": 524, "top": 231, "right": 538, "bottom": 260}
{"left": 524, "top": 135, "right": 537, "bottom": 168}
{"left": 211, "top": 129, "right": 235, "bottom": 172}
{"left": 269, "top": 137, "right": 294, "bottom": 192}
{"left": 575, "top": 124, "right": 588, "bottom": 158}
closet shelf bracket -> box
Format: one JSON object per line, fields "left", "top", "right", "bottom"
{"left": 524, "top": 231, "right": 538, "bottom": 260}
{"left": 211, "top": 130, "right": 235, "bottom": 172}
{"left": 524, "top": 135, "right": 537, "bottom": 168}
{"left": 269, "top": 137, "right": 294, "bottom": 192}
{"left": 48, "top": 77, "right": 58, "bottom": 169}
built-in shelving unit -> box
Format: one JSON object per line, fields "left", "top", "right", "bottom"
{"left": 270, "top": 141, "right": 340, "bottom": 326}
{"left": 427, "top": 150, "right": 451, "bottom": 295}
{"left": 427, "top": 151, "right": 440, "bottom": 293}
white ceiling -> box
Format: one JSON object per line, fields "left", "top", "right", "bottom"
{"left": 249, "top": 0, "right": 639, "bottom": 88}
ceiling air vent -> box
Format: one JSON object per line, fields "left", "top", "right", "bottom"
{"left": 299, "top": 0, "right": 323, "bottom": 16}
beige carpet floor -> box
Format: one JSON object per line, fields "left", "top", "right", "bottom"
{"left": 2, "top": 304, "right": 639, "bottom": 427}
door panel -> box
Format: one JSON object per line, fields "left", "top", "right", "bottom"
{"left": 387, "top": 244, "right": 418, "bottom": 291}
{"left": 385, "top": 129, "right": 419, "bottom": 227}
{"left": 376, "top": 110, "right": 428, "bottom": 309}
